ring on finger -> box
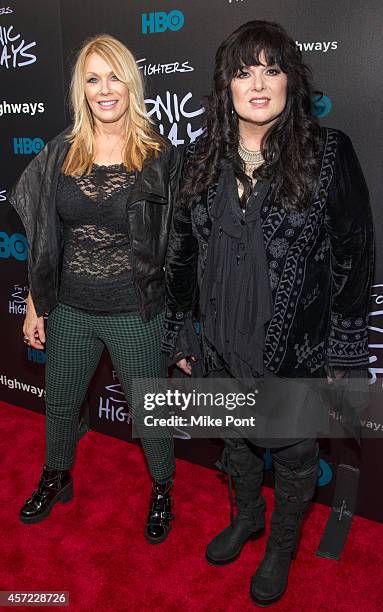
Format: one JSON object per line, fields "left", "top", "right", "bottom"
{"left": 23, "top": 336, "right": 30, "bottom": 345}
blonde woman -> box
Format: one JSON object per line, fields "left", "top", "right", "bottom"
{"left": 9, "top": 34, "right": 181, "bottom": 543}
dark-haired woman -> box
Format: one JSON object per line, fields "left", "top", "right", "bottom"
{"left": 163, "top": 20, "right": 373, "bottom": 605}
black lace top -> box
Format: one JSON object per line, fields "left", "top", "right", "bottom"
{"left": 56, "top": 163, "right": 139, "bottom": 313}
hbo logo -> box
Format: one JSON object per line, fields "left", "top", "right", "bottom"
{"left": 27, "top": 347, "right": 46, "bottom": 364}
{"left": 0, "top": 231, "right": 28, "bottom": 260}
{"left": 312, "top": 94, "right": 332, "bottom": 118}
{"left": 13, "top": 137, "right": 45, "bottom": 155}
{"left": 142, "top": 10, "right": 184, "bottom": 34}
{"left": 318, "top": 458, "right": 333, "bottom": 486}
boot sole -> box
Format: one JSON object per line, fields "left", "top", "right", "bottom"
{"left": 19, "top": 480, "right": 74, "bottom": 524}
{"left": 144, "top": 525, "right": 172, "bottom": 545}
{"left": 206, "top": 527, "right": 265, "bottom": 566}
{"left": 250, "top": 584, "right": 287, "bottom": 607}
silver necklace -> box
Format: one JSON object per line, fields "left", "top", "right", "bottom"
{"left": 238, "top": 140, "right": 264, "bottom": 167}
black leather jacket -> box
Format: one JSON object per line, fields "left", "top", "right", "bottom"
{"left": 8, "top": 128, "right": 182, "bottom": 320}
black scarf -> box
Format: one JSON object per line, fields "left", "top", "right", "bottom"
{"left": 200, "top": 160, "right": 273, "bottom": 378}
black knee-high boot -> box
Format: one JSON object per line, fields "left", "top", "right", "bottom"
{"left": 250, "top": 441, "right": 319, "bottom": 606}
{"left": 206, "top": 439, "right": 266, "bottom": 565}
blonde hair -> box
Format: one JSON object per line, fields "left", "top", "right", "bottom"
{"left": 62, "top": 34, "right": 163, "bottom": 175}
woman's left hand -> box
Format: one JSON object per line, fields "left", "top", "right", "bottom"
{"left": 327, "top": 368, "right": 347, "bottom": 384}
{"left": 176, "top": 356, "right": 198, "bottom": 376}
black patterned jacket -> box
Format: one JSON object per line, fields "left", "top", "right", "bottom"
{"left": 163, "top": 128, "right": 374, "bottom": 377}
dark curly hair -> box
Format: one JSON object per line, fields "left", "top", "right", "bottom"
{"left": 180, "top": 20, "right": 322, "bottom": 210}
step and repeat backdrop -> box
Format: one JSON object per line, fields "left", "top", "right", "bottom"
{"left": 1, "top": 0, "right": 383, "bottom": 520}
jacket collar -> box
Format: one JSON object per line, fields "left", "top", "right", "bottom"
{"left": 129, "top": 152, "right": 168, "bottom": 205}
{"left": 54, "top": 128, "right": 168, "bottom": 205}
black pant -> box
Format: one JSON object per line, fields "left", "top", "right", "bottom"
{"left": 258, "top": 437, "right": 317, "bottom": 464}
{"left": 223, "top": 436, "right": 318, "bottom": 473}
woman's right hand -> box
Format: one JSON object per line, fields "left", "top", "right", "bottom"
{"left": 176, "top": 357, "right": 197, "bottom": 376}
{"left": 23, "top": 293, "right": 46, "bottom": 350}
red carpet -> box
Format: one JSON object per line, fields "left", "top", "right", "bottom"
{"left": 1, "top": 401, "right": 382, "bottom": 611}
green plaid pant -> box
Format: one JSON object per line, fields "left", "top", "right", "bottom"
{"left": 45, "top": 303, "right": 175, "bottom": 482}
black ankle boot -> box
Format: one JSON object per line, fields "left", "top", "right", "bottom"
{"left": 250, "top": 448, "right": 319, "bottom": 606}
{"left": 206, "top": 439, "right": 266, "bottom": 566}
{"left": 19, "top": 465, "right": 73, "bottom": 524}
{"left": 145, "top": 479, "right": 174, "bottom": 544}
